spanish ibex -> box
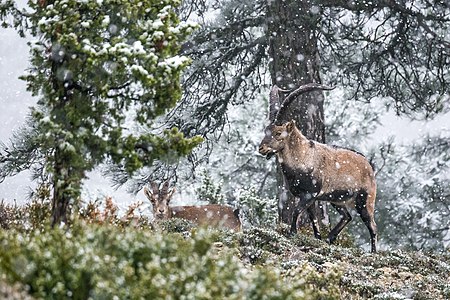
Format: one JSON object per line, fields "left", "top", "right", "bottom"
{"left": 144, "top": 181, "right": 241, "bottom": 231}
{"left": 259, "top": 83, "right": 377, "bottom": 252}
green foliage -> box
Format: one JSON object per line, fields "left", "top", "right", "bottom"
{"left": 195, "top": 170, "right": 225, "bottom": 204}
{"left": 117, "top": 127, "right": 204, "bottom": 173}
{"left": 18, "top": 0, "right": 203, "bottom": 174}
{"left": 157, "top": 217, "right": 196, "bottom": 233}
{"left": 240, "top": 227, "right": 291, "bottom": 262}
{"left": 1, "top": 200, "right": 450, "bottom": 299}
{"left": 236, "top": 187, "right": 277, "bottom": 227}
{"left": 0, "top": 0, "right": 203, "bottom": 223}
{"left": 0, "top": 223, "right": 312, "bottom": 299}
{"left": 283, "top": 262, "right": 342, "bottom": 300}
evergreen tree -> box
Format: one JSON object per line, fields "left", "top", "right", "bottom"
{"left": 176, "top": 0, "right": 449, "bottom": 224}
{"left": 0, "top": 0, "right": 202, "bottom": 225}
{"left": 170, "top": 0, "right": 449, "bottom": 245}
{"left": 375, "top": 136, "right": 450, "bottom": 250}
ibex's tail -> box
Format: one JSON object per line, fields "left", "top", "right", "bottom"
{"left": 233, "top": 208, "right": 240, "bottom": 219}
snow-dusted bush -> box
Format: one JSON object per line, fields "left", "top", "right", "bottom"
{"left": 1, "top": 213, "right": 449, "bottom": 299}
{"left": 235, "top": 187, "right": 277, "bottom": 228}
{"left": 195, "top": 170, "right": 225, "bottom": 204}
{"left": 0, "top": 198, "right": 51, "bottom": 231}
{"left": 0, "top": 223, "right": 328, "bottom": 299}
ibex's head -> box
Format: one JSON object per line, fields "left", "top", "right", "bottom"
{"left": 259, "top": 83, "right": 334, "bottom": 160}
{"left": 144, "top": 180, "right": 175, "bottom": 220}
{"left": 259, "top": 121, "right": 297, "bottom": 159}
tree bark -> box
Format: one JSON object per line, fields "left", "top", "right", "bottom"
{"left": 266, "top": 0, "right": 329, "bottom": 228}
{"left": 51, "top": 146, "right": 69, "bottom": 226}
{"left": 50, "top": 144, "right": 83, "bottom": 226}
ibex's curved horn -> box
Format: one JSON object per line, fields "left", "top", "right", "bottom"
{"left": 274, "top": 83, "right": 335, "bottom": 124}
{"left": 269, "top": 85, "right": 281, "bottom": 122}
{"left": 150, "top": 182, "right": 159, "bottom": 195}
{"left": 161, "top": 180, "right": 170, "bottom": 194}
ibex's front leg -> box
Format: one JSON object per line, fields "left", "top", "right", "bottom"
{"left": 290, "top": 193, "right": 316, "bottom": 235}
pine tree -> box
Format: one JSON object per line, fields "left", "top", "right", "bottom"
{"left": 171, "top": 0, "right": 449, "bottom": 238}
{"left": 374, "top": 136, "right": 450, "bottom": 250}
{"left": 0, "top": 0, "right": 202, "bottom": 225}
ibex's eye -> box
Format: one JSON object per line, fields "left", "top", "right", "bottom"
{"left": 274, "top": 131, "right": 287, "bottom": 138}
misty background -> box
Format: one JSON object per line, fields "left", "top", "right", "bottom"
{"left": 1, "top": 2, "right": 449, "bottom": 209}
{"left": 0, "top": 29, "right": 450, "bottom": 206}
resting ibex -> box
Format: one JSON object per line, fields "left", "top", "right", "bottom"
{"left": 144, "top": 181, "right": 241, "bottom": 231}
{"left": 259, "top": 83, "right": 377, "bottom": 252}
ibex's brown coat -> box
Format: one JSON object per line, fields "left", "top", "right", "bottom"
{"left": 259, "top": 84, "right": 377, "bottom": 252}
{"left": 144, "top": 182, "right": 241, "bottom": 231}
{"left": 166, "top": 204, "right": 241, "bottom": 231}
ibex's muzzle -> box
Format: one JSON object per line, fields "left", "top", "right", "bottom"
{"left": 258, "top": 145, "right": 276, "bottom": 160}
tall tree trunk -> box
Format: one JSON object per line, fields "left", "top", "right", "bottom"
{"left": 266, "top": 0, "right": 329, "bottom": 228}
{"left": 50, "top": 144, "right": 83, "bottom": 226}
{"left": 51, "top": 146, "right": 70, "bottom": 226}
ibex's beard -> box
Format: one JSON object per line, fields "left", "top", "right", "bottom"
{"left": 265, "top": 152, "right": 276, "bottom": 160}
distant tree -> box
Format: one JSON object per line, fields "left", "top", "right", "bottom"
{"left": 374, "top": 136, "right": 450, "bottom": 250}
{"left": 171, "top": 0, "right": 450, "bottom": 228}
{"left": 0, "top": 0, "right": 202, "bottom": 225}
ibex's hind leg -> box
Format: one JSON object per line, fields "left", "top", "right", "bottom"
{"left": 307, "top": 206, "right": 322, "bottom": 240}
{"left": 327, "top": 203, "right": 352, "bottom": 244}
{"left": 355, "top": 191, "right": 377, "bottom": 253}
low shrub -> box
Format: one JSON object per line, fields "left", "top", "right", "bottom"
{"left": 0, "top": 222, "right": 321, "bottom": 299}
{"left": 1, "top": 199, "right": 448, "bottom": 299}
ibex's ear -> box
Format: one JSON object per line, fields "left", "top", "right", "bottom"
{"left": 286, "top": 120, "right": 296, "bottom": 132}
{"left": 143, "top": 187, "right": 155, "bottom": 203}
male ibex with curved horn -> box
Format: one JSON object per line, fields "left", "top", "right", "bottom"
{"left": 259, "top": 83, "right": 378, "bottom": 252}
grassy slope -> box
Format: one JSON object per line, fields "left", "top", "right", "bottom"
{"left": 240, "top": 226, "right": 450, "bottom": 299}
{"left": 0, "top": 201, "right": 449, "bottom": 299}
